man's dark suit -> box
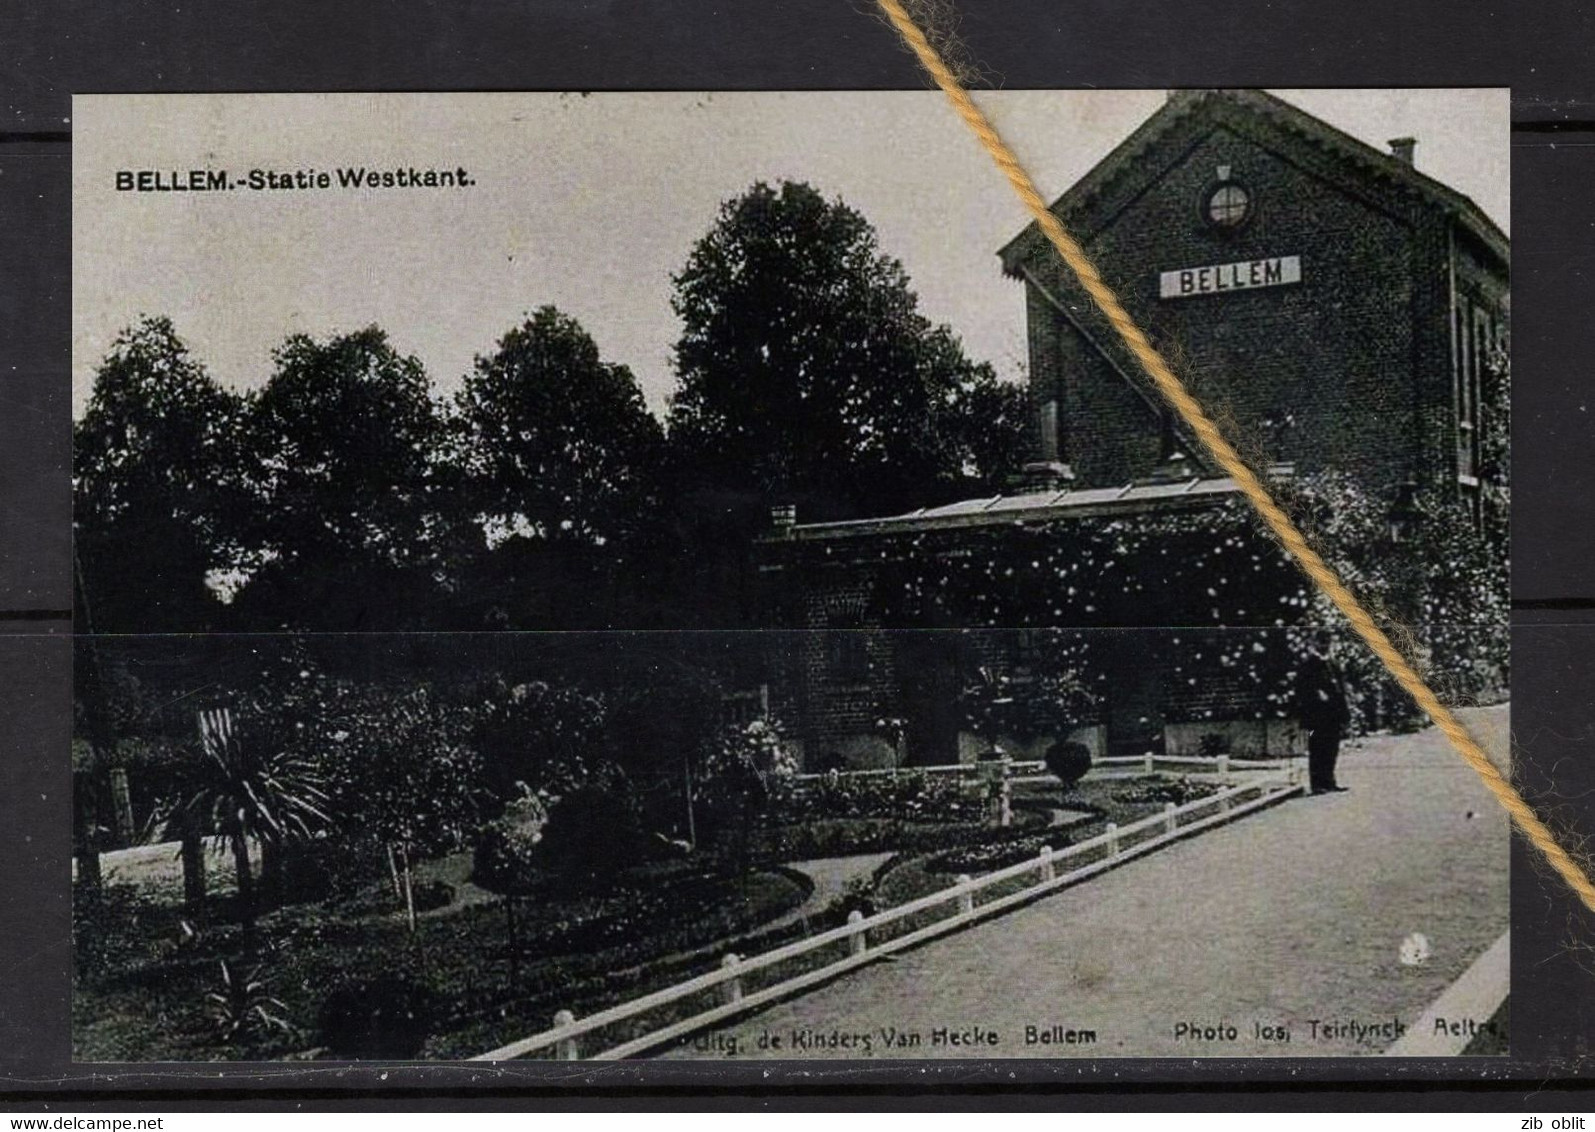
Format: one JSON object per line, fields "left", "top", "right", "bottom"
{"left": 1296, "top": 655, "right": 1350, "bottom": 793}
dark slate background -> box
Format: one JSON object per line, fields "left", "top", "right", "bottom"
{"left": 4, "top": 0, "right": 1595, "bottom": 1102}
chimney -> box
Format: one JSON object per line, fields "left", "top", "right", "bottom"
{"left": 1146, "top": 447, "right": 1198, "bottom": 485}
{"left": 770, "top": 502, "right": 797, "bottom": 534}
{"left": 1388, "top": 137, "right": 1417, "bottom": 166}
{"left": 1020, "top": 460, "right": 1075, "bottom": 492}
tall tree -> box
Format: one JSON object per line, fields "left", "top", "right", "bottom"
{"left": 453, "top": 308, "right": 665, "bottom": 627}
{"left": 230, "top": 328, "right": 455, "bottom": 630}
{"left": 667, "top": 180, "right": 1025, "bottom": 524}
{"left": 74, "top": 317, "right": 245, "bottom": 633}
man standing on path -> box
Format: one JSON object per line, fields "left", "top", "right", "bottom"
{"left": 1295, "top": 647, "right": 1350, "bottom": 794}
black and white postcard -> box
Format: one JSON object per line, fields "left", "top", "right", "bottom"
{"left": 71, "top": 89, "right": 1510, "bottom": 1062}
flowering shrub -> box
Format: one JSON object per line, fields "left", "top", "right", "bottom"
{"left": 851, "top": 466, "right": 1507, "bottom": 738}
{"left": 1278, "top": 472, "right": 1509, "bottom": 732}
{"left": 472, "top": 678, "right": 607, "bottom": 802}
{"left": 872, "top": 716, "right": 907, "bottom": 750}
{"left": 1110, "top": 776, "right": 1220, "bottom": 808}
{"left": 471, "top": 827, "right": 541, "bottom": 904}
{"left": 703, "top": 717, "right": 796, "bottom": 781}
{"left": 768, "top": 770, "right": 986, "bottom": 825}
{"left": 961, "top": 648, "right": 1096, "bottom": 747}
{"left": 691, "top": 716, "right": 796, "bottom": 851}
{"left": 927, "top": 832, "right": 1066, "bottom": 876}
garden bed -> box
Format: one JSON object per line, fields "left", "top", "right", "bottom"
{"left": 72, "top": 860, "right": 810, "bottom": 1062}
{"left": 746, "top": 808, "right": 1050, "bottom": 862}
{"left": 74, "top": 770, "right": 1241, "bottom": 1061}
{"left": 872, "top": 774, "right": 1222, "bottom": 911}
{"left": 741, "top": 767, "right": 1050, "bottom": 861}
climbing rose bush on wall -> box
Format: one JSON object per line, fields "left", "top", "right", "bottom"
{"left": 846, "top": 471, "right": 1507, "bottom": 736}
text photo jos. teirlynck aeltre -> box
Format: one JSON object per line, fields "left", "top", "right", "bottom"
{"left": 71, "top": 89, "right": 1509, "bottom": 1062}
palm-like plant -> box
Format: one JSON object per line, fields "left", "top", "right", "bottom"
{"left": 186, "top": 707, "right": 332, "bottom": 930}
{"left": 205, "top": 958, "right": 293, "bottom": 1045}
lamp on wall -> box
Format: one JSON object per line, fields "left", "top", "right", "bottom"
{"left": 1387, "top": 478, "right": 1421, "bottom": 545}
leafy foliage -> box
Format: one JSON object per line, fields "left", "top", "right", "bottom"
{"left": 180, "top": 684, "right": 334, "bottom": 926}
{"left": 338, "top": 879, "right": 456, "bottom": 919}
{"left": 960, "top": 645, "right": 1096, "bottom": 747}
{"left": 692, "top": 717, "right": 794, "bottom": 844}
{"left": 319, "top": 684, "right": 487, "bottom": 862}
{"left": 457, "top": 307, "right": 664, "bottom": 548}
{"left": 471, "top": 679, "right": 607, "bottom": 805}
{"left": 668, "top": 180, "right": 1025, "bottom": 522}
{"left": 767, "top": 770, "right": 987, "bottom": 825}
{"left": 77, "top": 183, "right": 1038, "bottom": 636}
{"left": 186, "top": 705, "right": 332, "bottom": 852}
{"left": 74, "top": 317, "right": 246, "bottom": 632}
{"left": 470, "top": 797, "right": 547, "bottom": 900}
{"left": 929, "top": 832, "right": 1062, "bottom": 876}
{"left": 1110, "top": 776, "right": 1221, "bottom": 808}
{"left": 536, "top": 770, "right": 647, "bottom": 891}
{"left": 1043, "top": 741, "right": 1093, "bottom": 787}
{"left": 701, "top": 717, "right": 796, "bottom": 784}
{"left": 454, "top": 307, "right": 666, "bottom": 628}
{"left": 230, "top": 328, "right": 455, "bottom": 630}
{"left": 72, "top": 883, "right": 168, "bottom": 983}
{"left": 1278, "top": 471, "right": 1509, "bottom": 730}
{"left": 316, "top": 974, "right": 438, "bottom": 1060}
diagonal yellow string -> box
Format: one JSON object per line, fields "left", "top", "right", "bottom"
{"left": 874, "top": 0, "right": 1595, "bottom": 917}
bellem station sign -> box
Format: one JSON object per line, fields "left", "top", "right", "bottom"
{"left": 1159, "top": 254, "right": 1302, "bottom": 299}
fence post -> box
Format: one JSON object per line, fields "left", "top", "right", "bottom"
{"left": 1038, "top": 845, "right": 1055, "bottom": 882}
{"left": 847, "top": 909, "right": 867, "bottom": 957}
{"left": 956, "top": 874, "right": 975, "bottom": 914}
{"left": 999, "top": 774, "right": 1013, "bottom": 828}
{"left": 1105, "top": 822, "right": 1120, "bottom": 858}
{"left": 720, "top": 953, "right": 744, "bottom": 1005}
{"left": 1144, "top": 752, "right": 1155, "bottom": 774}
{"left": 1163, "top": 801, "right": 1178, "bottom": 835}
{"left": 1219, "top": 785, "right": 1231, "bottom": 816}
{"left": 553, "top": 1009, "right": 579, "bottom": 1061}
{"left": 1217, "top": 754, "right": 1231, "bottom": 784}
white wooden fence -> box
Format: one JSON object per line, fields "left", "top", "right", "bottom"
{"left": 472, "top": 769, "right": 1303, "bottom": 1062}
{"left": 793, "top": 754, "right": 1299, "bottom": 787}
{"left": 790, "top": 760, "right": 1046, "bottom": 780}
{"left": 1087, "top": 753, "right": 1302, "bottom": 783}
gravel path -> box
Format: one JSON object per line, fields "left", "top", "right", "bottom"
{"left": 772, "top": 853, "right": 896, "bottom": 931}
{"left": 657, "top": 705, "right": 1511, "bottom": 1060}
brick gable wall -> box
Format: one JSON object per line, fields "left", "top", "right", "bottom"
{"left": 1026, "top": 124, "right": 1430, "bottom": 494}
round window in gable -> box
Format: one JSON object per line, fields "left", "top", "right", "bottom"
{"left": 1203, "top": 182, "right": 1252, "bottom": 229}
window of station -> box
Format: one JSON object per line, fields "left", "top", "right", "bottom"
{"left": 1204, "top": 182, "right": 1251, "bottom": 229}
{"left": 827, "top": 631, "right": 871, "bottom": 685}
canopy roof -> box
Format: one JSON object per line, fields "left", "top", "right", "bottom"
{"left": 778, "top": 477, "right": 1242, "bottom": 543}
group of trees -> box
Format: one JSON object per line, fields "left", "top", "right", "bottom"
{"left": 73, "top": 641, "right": 792, "bottom": 934}
{"left": 74, "top": 180, "right": 1028, "bottom": 635}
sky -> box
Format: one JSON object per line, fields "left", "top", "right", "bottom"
{"left": 72, "top": 89, "right": 1508, "bottom": 419}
